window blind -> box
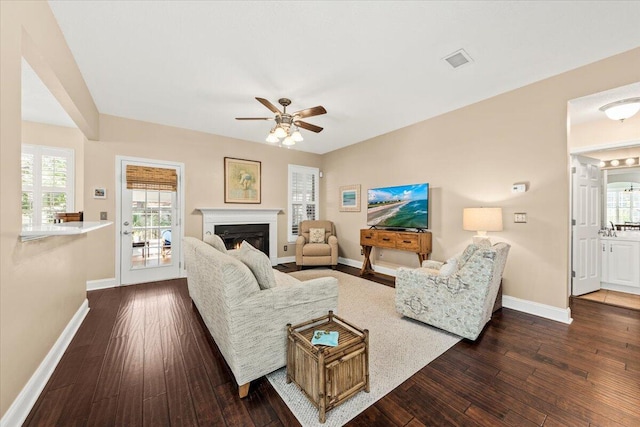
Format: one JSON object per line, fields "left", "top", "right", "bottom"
{"left": 288, "top": 165, "right": 319, "bottom": 242}
{"left": 126, "top": 165, "right": 177, "bottom": 191}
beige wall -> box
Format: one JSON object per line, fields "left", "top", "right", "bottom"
{"left": 84, "top": 114, "right": 323, "bottom": 281}
{"left": 569, "top": 115, "right": 640, "bottom": 150}
{"left": 0, "top": 1, "right": 97, "bottom": 418}
{"left": 322, "top": 47, "right": 640, "bottom": 310}
{"left": 22, "top": 121, "right": 86, "bottom": 212}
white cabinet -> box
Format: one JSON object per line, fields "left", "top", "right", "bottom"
{"left": 601, "top": 240, "right": 640, "bottom": 288}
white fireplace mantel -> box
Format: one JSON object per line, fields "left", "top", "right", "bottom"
{"left": 197, "top": 208, "right": 282, "bottom": 265}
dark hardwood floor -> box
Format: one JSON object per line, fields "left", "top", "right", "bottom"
{"left": 25, "top": 265, "right": 640, "bottom": 426}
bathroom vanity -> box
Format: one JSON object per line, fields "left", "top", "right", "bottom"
{"left": 600, "top": 232, "right": 640, "bottom": 294}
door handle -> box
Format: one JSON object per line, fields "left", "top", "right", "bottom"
{"left": 123, "top": 230, "right": 131, "bottom": 235}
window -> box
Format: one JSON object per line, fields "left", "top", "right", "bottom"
{"left": 21, "top": 144, "right": 74, "bottom": 226}
{"left": 606, "top": 181, "right": 640, "bottom": 225}
{"left": 288, "top": 165, "right": 319, "bottom": 242}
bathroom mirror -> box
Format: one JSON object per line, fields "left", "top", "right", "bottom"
{"left": 603, "top": 166, "right": 640, "bottom": 229}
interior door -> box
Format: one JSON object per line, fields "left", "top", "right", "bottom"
{"left": 571, "top": 155, "right": 601, "bottom": 296}
{"left": 120, "top": 159, "right": 182, "bottom": 285}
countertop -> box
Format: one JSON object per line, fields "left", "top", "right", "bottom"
{"left": 20, "top": 221, "right": 113, "bottom": 241}
{"left": 599, "top": 231, "right": 640, "bottom": 242}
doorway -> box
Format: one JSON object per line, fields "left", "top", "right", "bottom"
{"left": 567, "top": 82, "right": 640, "bottom": 308}
{"left": 117, "top": 157, "right": 184, "bottom": 285}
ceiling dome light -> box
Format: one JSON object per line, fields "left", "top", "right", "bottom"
{"left": 599, "top": 161, "right": 606, "bottom": 168}
{"left": 282, "top": 136, "right": 295, "bottom": 146}
{"left": 274, "top": 126, "right": 287, "bottom": 138}
{"left": 610, "top": 159, "right": 620, "bottom": 167}
{"left": 599, "top": 97, "right": 640, "bottom": 122}
{"left": 626, "top": 158, "right": 636, "bottom": 166}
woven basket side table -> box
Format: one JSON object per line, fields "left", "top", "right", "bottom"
{"left": 286, "top": 310, "right": 369, "bottom": 423}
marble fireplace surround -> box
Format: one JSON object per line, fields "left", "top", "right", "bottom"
{"left": 197, "top": 208, "right": 282, "bottom": 266}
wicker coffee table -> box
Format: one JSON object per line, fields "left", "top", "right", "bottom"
{"left": 286, "top": 311, "right": 369, "bottom": 423}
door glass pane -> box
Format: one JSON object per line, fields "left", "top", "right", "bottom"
{"left": 130, "top": 188, "right": 173, "bottom": 269}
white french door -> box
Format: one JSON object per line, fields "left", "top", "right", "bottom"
{"left": 118, "top": 158, "right": 183, "bottom": 285}
{"left": 571, "top": 155, "right": 601, "bottom": 296}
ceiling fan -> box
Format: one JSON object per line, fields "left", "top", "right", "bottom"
{"left": 236, "top": 97, "right": 327, "bottom": 145}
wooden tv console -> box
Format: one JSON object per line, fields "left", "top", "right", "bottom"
{"left": 360, "top": 229, "right": 432, "bottom": 276}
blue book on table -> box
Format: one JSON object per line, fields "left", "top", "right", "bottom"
{"left": 311, "top": 330, "right": 339, "bottom": 347}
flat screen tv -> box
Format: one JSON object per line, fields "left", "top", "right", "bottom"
{"left": 367, "top": 183, "right": 429, "bottom": 230}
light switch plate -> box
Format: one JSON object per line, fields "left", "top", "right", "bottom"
{"left": 100, "top": 211, "right": 107, "bottom": 220}
{"left": 514, "top": 213, "right": 527, "bottom": 223}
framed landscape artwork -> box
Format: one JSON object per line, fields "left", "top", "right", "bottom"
{"left": 339, "top": 184, "right": 360, "bottom": 212}
{"left": 224, "top": 157, "right": 261, "bottom": 204}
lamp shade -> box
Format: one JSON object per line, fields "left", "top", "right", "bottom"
{"left": 463, "top": 207, "right": 503, "bottom": 233}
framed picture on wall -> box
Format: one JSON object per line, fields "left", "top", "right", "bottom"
{"left": 224, "top": 157, "right": 261, "bottom": 204}
{"left": 339, "top": 184, "right": 360, "bottom": 212}
{"left": 93, "top": 187, "right": 107, "bottom": 199}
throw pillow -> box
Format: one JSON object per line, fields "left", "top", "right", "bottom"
{"left": 439, "top": 257, "right": 458, "bottom": 277}
{"left": 204, "top": 234, "right": 228, "bottom": 253}
{"left": 237, "top": 241, "right": 277, "bottom": 290}
{"left": 309, "top": 228, "right": 325, "bottom": 243}
{"left": 457, "top": 244, "right": 479, "bottom": 268}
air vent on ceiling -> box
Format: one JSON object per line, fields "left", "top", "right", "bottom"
{"left": 443, "top": 49, "right": 473, "bottom": 69}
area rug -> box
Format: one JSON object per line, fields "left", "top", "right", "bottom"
{"left": 266, "top": 269, "right": 460, "bottom": 427}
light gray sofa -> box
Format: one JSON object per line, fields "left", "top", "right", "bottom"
{"left": 183, "top": 236, "right": 339, "bottom": 397}
{"left": 395, "top": 242, "right": 510, "bottom": 340}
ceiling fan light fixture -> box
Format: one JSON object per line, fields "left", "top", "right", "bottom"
{"left": 274, "top": 126, "right": 287, "bottom": 138}
{"left": 291, "top": 129, "right": 304, "bottom": 142}
{"left": 599, "top": 97, "right": 640, "bottom": 122}
{"left": 236, "top": 97, "right": 327, "bottom": 147}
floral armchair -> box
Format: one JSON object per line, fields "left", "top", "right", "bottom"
{"left": 395, "top": 242, "right": 510, "bottom": 340}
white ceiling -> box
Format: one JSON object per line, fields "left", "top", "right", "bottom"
{"left": 27, "top": 1, "right": 640, "bottom": 153}
{"left": 21, "top": 59, "right": 76, "bottom": 128}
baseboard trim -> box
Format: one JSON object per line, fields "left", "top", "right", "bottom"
{"left": 86, "top": 277, "right": 117, "bottom": 291}
{"left": 502, "top": 295, "right": 573, "bottom": 324}
{"left": 0, "top": 299, "right": 89, "bottom": 427}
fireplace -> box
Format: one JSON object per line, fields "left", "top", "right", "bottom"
{"left": 198, "top": 208, "right": 282, "bottom": 266}
{"left": 215, "top": 223, "right": 269, "bottom": 256}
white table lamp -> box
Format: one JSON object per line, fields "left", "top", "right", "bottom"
{"left": 463, "top": 207, "right": 503, "bottom": 244}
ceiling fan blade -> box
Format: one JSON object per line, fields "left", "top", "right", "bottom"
{"left": 256, "top": 97, "right": 282, "bottom": 114}
{"left": 293, "top": 106, "right": 327, "bottom": 119}
{"left": 294, "top": 120, "right": 323, "bottom": 133}
{"left": 235, "top": 117, "right": 273, "bottom": 120}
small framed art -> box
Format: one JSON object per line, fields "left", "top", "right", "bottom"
{"left": 93, "top": 187, "right": 107, "bottom": 199}
{"left": 339, "top": 184, "right": 360, "bottom": 212}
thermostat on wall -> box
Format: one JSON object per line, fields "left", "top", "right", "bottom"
{"left": 512, "top": 183, "right": 527, "bottom": 193}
